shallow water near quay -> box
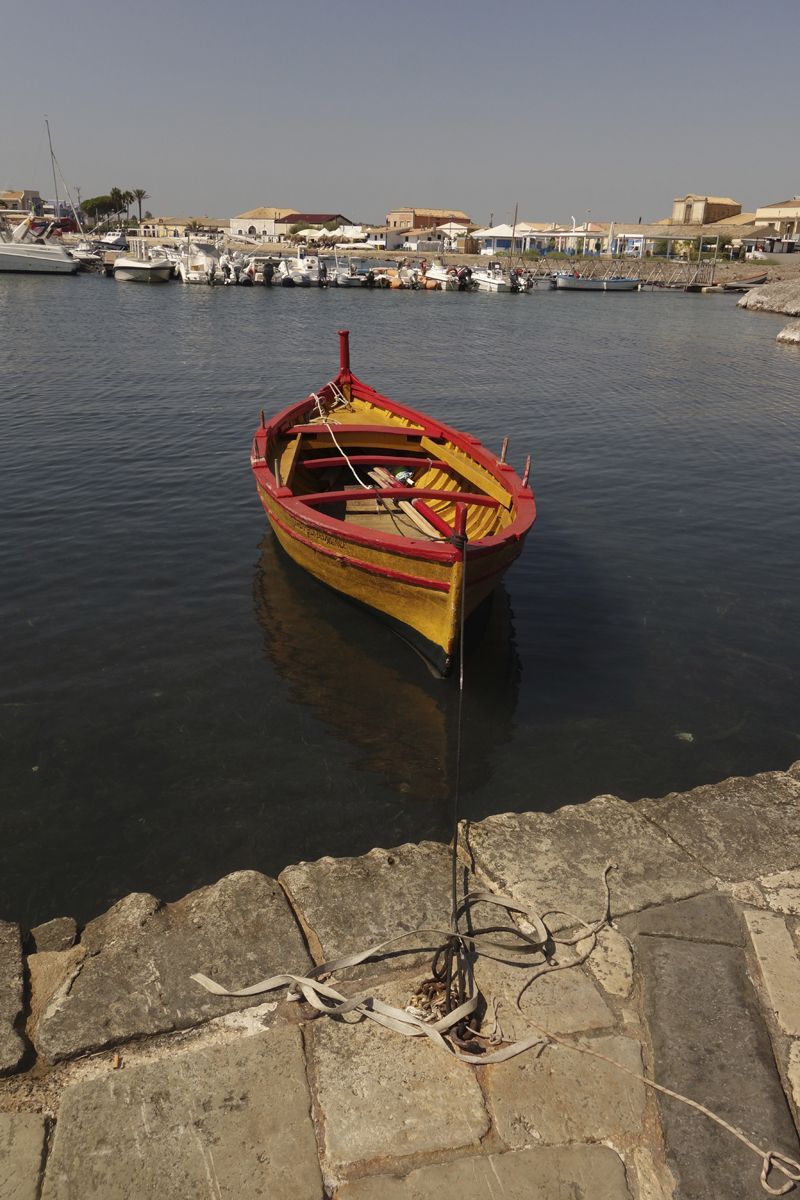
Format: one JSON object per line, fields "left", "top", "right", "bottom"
{"left": 1, "top": 272, "right": 798, "bottom": 926}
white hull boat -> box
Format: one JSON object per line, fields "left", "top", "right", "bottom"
{"left": 0, "top": 216, "right": 79, "bottom": 274}
{"left": 555, "top": 274, "right": 640, "bottom": 291}
{"left": 178, "top": 240, "right": 221, "bottom": 284}
{"left": 472, "top": 267, "right": 513, "bottom": 292}
{"left": 113, "top": 256, "right": 172, "bottom": 283}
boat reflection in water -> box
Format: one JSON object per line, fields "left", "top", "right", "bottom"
{"left": 253, "top": 531, "right": 520, "bottom": 824}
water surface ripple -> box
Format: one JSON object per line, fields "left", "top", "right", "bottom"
{"left": 1, "top": 275, "right": 798, "bottom": 925}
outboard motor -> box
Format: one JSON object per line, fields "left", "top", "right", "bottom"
{"left": 366, "top": 270, "right": 375, "bottom": 288}
{"left": 261, "top": 262, "right": 274, "bottom": 285}
{"left": 318, "top": 262, "right": 328, "bottom": 288}
{"left": 457, "top": 266, "right": 472, "bottom": 291}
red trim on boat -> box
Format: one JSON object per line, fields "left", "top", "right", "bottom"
{"left": 298, "top": 487, "right": 500, "bottom": 509}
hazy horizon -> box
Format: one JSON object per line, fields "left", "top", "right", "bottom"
{"left": 2, "top": 0, "right": 797, "bottom": 228}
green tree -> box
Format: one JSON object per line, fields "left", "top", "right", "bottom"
{"left": 109, "top": 187, "right": 124, "bottom": 223}
{"left": 289, "top": 221, "right": 311, "bottom": 235}
{"left": 132, "top": 188, "right": 150, "bottom": 222}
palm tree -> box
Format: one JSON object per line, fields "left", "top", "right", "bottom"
{"left": 122, "top": 190, "right": 135, "bottom": 224}
{"left": 109, "top": 187, "right": 124, "bottom": 225}
{"left": 133, "top": 189, "right": 150, "bottom": 223}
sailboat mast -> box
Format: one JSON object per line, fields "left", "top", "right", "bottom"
{"left": 509, "top": 202, "right": 518, "bottom": 273}
{"left": 45, "top": 119, "right": 59, "bottom": 208}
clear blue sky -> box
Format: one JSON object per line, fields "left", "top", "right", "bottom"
{"left": 2, "top": 0, "right": 797, "bottom": 226}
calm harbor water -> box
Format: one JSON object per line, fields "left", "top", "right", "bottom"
{"left": 1, "top": 273, "right": 798, "bottom": 928}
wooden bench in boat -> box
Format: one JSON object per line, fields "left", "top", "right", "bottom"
{"left": 296, "top": 487, "right": 500, "bottom": 509}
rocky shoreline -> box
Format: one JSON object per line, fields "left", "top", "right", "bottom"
{"left": 2, "top": 764, "right": 800, "bottom": 1198}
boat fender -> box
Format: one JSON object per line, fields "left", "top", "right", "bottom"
{"left": 447, "top": 267, "right": 458, "bottom": 276}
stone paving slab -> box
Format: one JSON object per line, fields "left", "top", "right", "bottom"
{"left": 39, "top": 1026, "right": 323, "bottom": 1200}
{"left": 461, "top": 794, "right": 712, "bottom": 930}
{"left": 334, "top": 1145, "right": 633, "bottom": 1199}
{"left": 0, "top": 921, "right": 25, "bottom": 1076}
{"left": 472, "top": 946, "right": 615, "bottom": 1043}
{"left": 618, "top": 891, "right": 745, "bottom": 946}
{"left": 34, "top": 871, "right": 312, "bottom": 1064}
{"left": 484, "top": 1034, "right": 646, "bottom": 1147}
{"left": 281, "top": 842, "right": 472, "bottom": 978}
{"left": 636, "top": 934, "right": 800, "bottom": 1198}
{"left": 306, "top": 976, "right": 489, "bottom": 1172}
{"left": 0, "top": 1113, "right": 47, "bottom": 1200}
{"left": 637, "top": 770, "right": 800, "bottom": 881}
{"left": 744, "top": 909, "right": 800, "bottom": 1037}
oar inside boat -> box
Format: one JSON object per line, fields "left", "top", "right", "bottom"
{"left": 250, "top": 331, "right": 536, "bottom": 675}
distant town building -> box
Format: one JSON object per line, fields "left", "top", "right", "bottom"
{"left": 754, "top": 198, "right": 800, "bottom": 238}
{"left": 670, "top": 195, "right": 741, "bottom": 224}
{"left": 0, "top": 189, "right": 42, "bottom": 213}
{"left": 385, "top": 207, "right": 470, "bottom": 230}
{"left": 273, "top": 212, "right": 350, "bottom": 237}
{"left": 232, "top": 207, "right": 297, "bottom": 238}
{"left": 135, "top": 217, "right": 229, "bottom": 238}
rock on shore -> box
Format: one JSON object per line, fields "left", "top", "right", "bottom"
{"left": 777, "top": 319, "right": 800, "bottom": 344}
{"left": 738, "top": 279, "right": 800, "bottom": 316}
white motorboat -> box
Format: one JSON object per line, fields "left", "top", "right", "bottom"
{"left": 113, "top": 254, "right": 172, "bottom": 283}
{"left": 0, "top": 216, "right": 79, "bottom": 274}
{"left": 471, "top": 261, "right": 515, "bottom": 292}
{"left": 178, "top": 240, "right": 221, "bottom": 284}
{"left": 98, "top": 230, "right": 129, "bottom": 250}
{"left": 275, "top": 251, "right": 324, "bottom": 287}
{"left": 71, "top": 240, "right": 103, "bottom": 267}
{"left": 554, "top": 273, "right": 640, "bottom": 291}
{"left": 246, "top": 255, "right": 276, "bottom": 285}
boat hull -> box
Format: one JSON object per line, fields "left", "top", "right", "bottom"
{"left": 113, "top": 260, "right": 172, "bottom": 283}
{"left": 0, "top": 244, "right": 78, "bottom": 274}
{"left": 555, "top": 275, "right": 639, "bottom": 290}
{"left": 259, "top": 483, "right": 525, "bottom": 675}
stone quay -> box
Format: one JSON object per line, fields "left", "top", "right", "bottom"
{"left": 2, "top": 763, "right": 800, "bottom": 1199}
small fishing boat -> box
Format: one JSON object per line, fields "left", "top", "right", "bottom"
{"left": 554, "top": 273, "right": 640, "bottom": 291}
{"left": 112, "top": 254, "right": 172, "bottom": 283}
{"left": 722, "top": 272, "right": 768, "bottom": 290}
{"left": 250, "top": 331, "right": 535, "bottom": 674}
{"left": 178, "top": 240, "right": 221, "bottom": 284}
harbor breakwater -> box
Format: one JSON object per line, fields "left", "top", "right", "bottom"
{"left": 2, "top": 763, "right": 800, "bottom": 1198}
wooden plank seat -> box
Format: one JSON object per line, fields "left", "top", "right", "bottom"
{"left": 283, "top": 423, "right": 438, "bottom": 439}
{"left": 299, "top": 455, "right": 447, "bottom": 470}
{"left": 296, "top": 487, "right": 500, "bottom": 509}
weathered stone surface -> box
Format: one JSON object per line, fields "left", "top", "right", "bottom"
{"left": 27, "top": 946, "right": 86, "bottom": 1036}
{"left": 473, "top": 946, "right": 614, "bottom": 1042}
{"left": 485, "top": 1034, "right": 646, "bottom": 1147}
{"left": 28, "top": 918, "right": 77, "bottom": 953}
{"left": 577, "top": 926, "right": 634, "bottom": 996}
{"left": 744, "top": 909, "right": 800, "bottom": 1036}
{"left": 0, "top": 1113, "right": 47, "bottom": 1200}
{"left": 335, "top": 1145, "right": 632, "bottom": 1199}
{"left": 461, "top": 795, "right": 712, "bottom": 930}
{"left": 637, "top": 770, "right": 800, "bottom": 881}
{"left": 789, "top": 1042, "right": 800, "bottom": 1114}
{"left": 760, "top": 868, "right": 800, "bottom": 916}
{"left": 0, "top": 920, "right": 25, "bottom": 1076}
{"left": 637, "top": 935, "right": 800, "bottom": 1199}
{"left": 34, "top": 871, "right": 312, "bottom": 1063}
{"left": 738, "top": 280, "right": 800, "bottom": 316}
{"left": 777, "top": 319, "right": 800, "bottom": 344}
{"left": 623, "top": 891, "right": 744, "bottom": 946}
{"left": 40, "top": 1027, "right": 322, "bottom": 1200}
{"left": 281, "top": 842, "right": 469, "bottom": 978}
{"left": 307, "top": 977, "right": 488, "bottom": 1169}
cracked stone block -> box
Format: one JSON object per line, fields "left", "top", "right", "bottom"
{"left": 472, "top": 945, "right": 614, "bottom": 1043}
{"left": 744, "top": 909, "right": 800, "bottom": 1036}
{"left": 334, "top": 1145, "right": 632, "bottom": 1199}
{"left": 577, "top": 926, "right": 634, "bottom": 996}
{"left": 637, "top": 770, "right": 800, "bottom": 881}
{"left": 39, "top": 1027, "right": 322, "bottom": 1200}
{"left": 0, "top": 920, "right": 25, "bottom": 1076}
{"left": 484, "top": 1034, "right": 646, "bottom": 1147}
{"left": 307, "top": 977, "right": 488, "bottom": 1169}
{"left": 0, "top": 1113, "right": 48, "bottom": 1200}
{"left": 759, "top": 869, "right": 800, "bottom": 916}
{"left": 33, "top": 871, "right": 312, "bottom": 1063}
{"left": 620, "top": 892, "right": 744, "bottom": 946}
{"left": 280, "top": 841, "right": 474, "bottom": 979}
{"left": 27, "top": 918, "right": 77, "bottom": 953}
{"left": 461, "top": 794, "right": 712, "bottom": 933}
{"left": 637, "top": 934, "right": 800, "bottom": 1199}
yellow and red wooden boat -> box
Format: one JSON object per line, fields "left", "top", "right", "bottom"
{"left": 250, "top": 331, "right": 536, "bottom": 675}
